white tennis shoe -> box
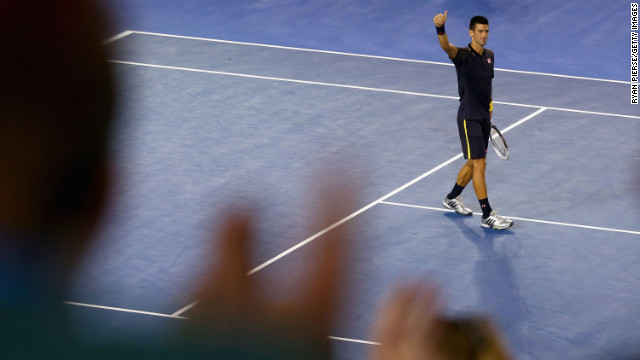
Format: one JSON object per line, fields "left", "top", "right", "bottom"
{"left": 481, "top": 210, "right": 513, "bottom": 230}
{"left": 442, "top": 195, "right": 473, "bottom": 216}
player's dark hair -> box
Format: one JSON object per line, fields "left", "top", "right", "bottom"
{"left": 469, "top": 16, "right": 489, "bottom": 30}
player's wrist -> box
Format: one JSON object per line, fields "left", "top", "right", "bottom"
{"left": 435, "top": 24, "right": 445, "bottom": 35}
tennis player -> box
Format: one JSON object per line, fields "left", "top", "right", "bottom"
{"left": 433, "top": 11, "right": 513, "bottom": 230}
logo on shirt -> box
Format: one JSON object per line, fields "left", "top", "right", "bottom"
{"left": 487, "top": 58, "right": 492, "bottom": 64}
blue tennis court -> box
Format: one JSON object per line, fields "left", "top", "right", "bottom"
{"left": 67, "top": 2, "right": 639, "bottom": 359}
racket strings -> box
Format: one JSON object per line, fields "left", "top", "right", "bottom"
{"left": 490, "top": 128, "right": 509, "bottom": 159}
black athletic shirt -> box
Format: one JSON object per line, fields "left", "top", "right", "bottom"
{"left": 450, "top": 44, "right": 494, "bottom": 120}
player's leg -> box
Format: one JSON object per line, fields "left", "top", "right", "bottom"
{"left": 443, "top": 161, "right": 473, "bottom": 215}
{"left": 464, "top": 119, "right": 491, "bottom": 211}
{"left": 443, "top": 119, "right": 475, "bottom": 216}
{"left": 470, "top": 119, "right": 492, "bottom": 218}
{"left": 470, "top": 152, "right": 511, "bottom": 229}
{"left": 471, "top": 158, "right": 488, "bottom": 201}
{"left": 455, "top": 159, "right": 473, "bottom": 187}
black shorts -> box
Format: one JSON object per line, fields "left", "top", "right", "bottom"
{"left": 457, "top": 117, "right": 491, "bottom": 160}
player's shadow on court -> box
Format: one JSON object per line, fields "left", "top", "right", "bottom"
{"left": 444, "top": 212, "right": 530, "bottom": 352}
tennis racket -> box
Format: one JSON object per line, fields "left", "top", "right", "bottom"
{"left": 489, "top": 123, "right": 509, "bottom": 160}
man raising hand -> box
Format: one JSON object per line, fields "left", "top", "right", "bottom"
{"left": 433, "top": 11, "right": 513, "bottom": 230}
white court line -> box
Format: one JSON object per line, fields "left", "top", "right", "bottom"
{"left": 172, "top": 300, "right": 199, "bottom": 317}
{"left": 123, "top": 30, "right": 629, "bottom": 85}
{"left": 63, "top": 301, "right": 188, "bottom": 319}
{"left": 380, "top": 201, "right": 640, "bottom": 236}
{"left": 247, "top": 153, "right": 463, "bottom": 274}
{"left": 64, "top": 302, "right": 376, "bottom": 345}
{"left": 328, "top": 336, "right": 380, "bottom": 346}
{"left": 110, "top": 60, "right": 458, "bottom": 101}
{"left": 501, "top": 107, "right": 548, "bottom": 132}
{"left": 104, "top": 30, "right": 133, "bottom": 44}
{"left": 109, "top": 60, "right": 640, "bottom": 120}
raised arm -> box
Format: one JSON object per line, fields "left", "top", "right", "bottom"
{"left": 433, "top": 10, "right": 458, "bottom": 59}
